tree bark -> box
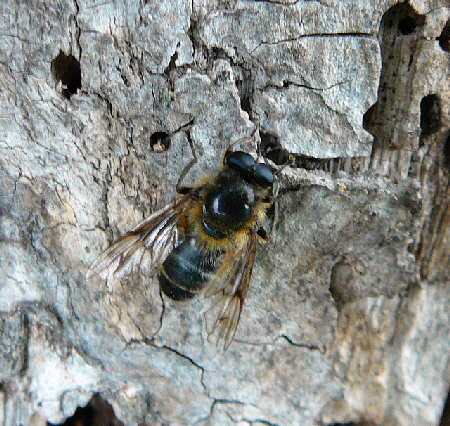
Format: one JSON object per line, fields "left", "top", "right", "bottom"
{"left": 1, "top": 0, "right": 449, "bottom": 425}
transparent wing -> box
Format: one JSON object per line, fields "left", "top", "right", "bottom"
{"left": 205, "top": 228, "right": 258, "bottom": 352}
{"left": 86, "top": 193, "right": 195, "bottom": 281}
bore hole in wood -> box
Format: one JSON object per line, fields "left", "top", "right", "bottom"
{"left": 438, "top": 20, "right": 450, "bottom": 53}
{"left": 394, "top": 3, "right": 425, "bottom": 36}
{"left": 420, "top": 94, "right": 441, "bottom": 136}
{"left": 150, "top": 131, "right": 171, "bottom": 152}
{"left": 51, "top": 51, "right": 81, "bottom": 100}
{"left": 398, "top": 16, "right": 418, "bottom": 35}
{"left": 47, "top": 393, "right": 123, "bottom": 426}
{"left": 444, "top": 133, "right": 450, "bottom": 171}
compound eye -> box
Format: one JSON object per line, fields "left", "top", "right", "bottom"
{"left": 225, "top": 151, "right": 255, "bottom": 174}
{"left": 254, "top": 163, "right": 274, "bottom": 187}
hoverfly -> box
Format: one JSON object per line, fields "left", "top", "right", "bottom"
{"left": 86, "top": 138, "right": 275, "bottom": 351}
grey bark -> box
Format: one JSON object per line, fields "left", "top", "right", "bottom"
{"left": 1, "top": 0, "right": 449, "bottom": 425}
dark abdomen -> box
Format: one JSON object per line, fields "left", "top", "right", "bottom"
{"left": 159, "top": 237, "right": 219, "bottom": 301}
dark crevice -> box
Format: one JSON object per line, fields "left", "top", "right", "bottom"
{"left": 420, "top": 94, "right": 441, "bottom": 136}
{"left": 211, "top": 46, "right": 233, "bottom": 62}
{"left": 259, "top": 131, "right": 363, "bottom": 174}
{"left": 150, "top": 131, "right": 171, "bottom": 152}
{"left": 326, "top": 424, "right": 356, "bottom": 426}
{"left": 155, "top": 287, "right": 166, "bottom": 336}
{"left": 93, "top": 91, "right": 114, "bottom": 117}
{"left": 264, "top": 78, "right": 347, "bottom": 93}
{"left": 398, "top": 15, "right": 422, "bottom": 35}
{"left": 236, "top": 78, "right": 252, "bottom": 115}
{"left": 19, "top": 313, "right": 30, "bottom": 377}
{"left": 281, "top": 334, "right": 321, "bottom": 351}
{"left": 148, "top": 119, "right": 195, "bottom": 154}
{"left": 439, "top": 386, "right": 450, "bottom": 426}
{"left": 207, "top": 47, "right": 256, "bottom": 125}
{"left": 240, "top": 94, "right": 251, "bottom": 114}
{"left": 438, "top": 19, "right": 450, "bottom": 52}
{"left": 251, "top": 32, "right": 373, "bottom": 55}
{"left": 444, "top": 132, "right": 450, "bottom": 171}
{"left": 73, "top": 0, "right": 82, "bottom": 58}
{"left": 363, "top": 3, "right": 425, "bottom": 154}
{"left": 99, "top": 161, "right": 112, "bottom": 236}
{"left": 164, "top": 51, "right": 178, "bottom": 75}
{"left": 392, "top": 4, "right": 425, "bottom": 35}
{"left": 260, "top": 131, "right": 289, "bottom": 165}
{"left": 163, "top": 50, "right": 178, "bottom": 95}
{"left": 259, "top": 131, "right": 315, "bottom": 168}
{"left": 293, "top": 155, "right": 331, "bottom": 171}
{"left": 159, "top": 344, "right": 204, "bottom": 371}
{"left": 163, "top": 47, "right": 196, "bottom": 96}
{"left": 362, "top": 103, "right": 376, "bottom": 131}
{"left": 187, "top": 15, "right": 198, "bottom": 56}
{"left": 47, "top": 393, "right": 124, "bottom": 426}
{"left": 51, "top": 51, "right": 82, "bottom": 99}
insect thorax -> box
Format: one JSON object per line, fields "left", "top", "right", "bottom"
{"left": 201, "top": 170, "right": 257, "bottom": 239}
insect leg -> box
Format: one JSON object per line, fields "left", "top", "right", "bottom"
{"left": 260, "top": 178, "right": 279, "bottom": 238}
{"left": 225, "top": 127, "right": 258, "bottom": 156}
{"left": 176, "top": 133, "right": 198, "bottom": 194}
{"left": 226, "top": 137, "right": 253, "bottom": 153}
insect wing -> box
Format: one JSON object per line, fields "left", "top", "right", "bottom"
{"left": 86, "top": 193, "right": 194, "bottom": 281}
{"left": 206, "top": 228, "right": 257, "bottom": 352}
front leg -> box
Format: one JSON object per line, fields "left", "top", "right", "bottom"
{"left": 176, "top": 132, "right": 198, "bottom": 194}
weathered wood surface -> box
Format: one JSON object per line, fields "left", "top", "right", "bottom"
{"left": 1, "top": 0, "right": 449, "bottom": 425}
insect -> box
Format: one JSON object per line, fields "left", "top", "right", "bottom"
{"left": 86, "top": 138, "right": 275, "bottom": 351}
